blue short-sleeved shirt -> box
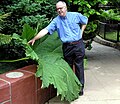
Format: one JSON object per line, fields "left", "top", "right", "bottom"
{"left": 46, "top": 12, "right": 88, "bottom": 43}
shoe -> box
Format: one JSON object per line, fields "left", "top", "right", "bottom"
{"left": 79, "top": 91, "right": 84, "bottom": 96}
{"left": 79, "top": 86, "right": 84, "bottom": 96}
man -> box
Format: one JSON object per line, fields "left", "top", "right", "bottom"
{"left": 28, "top": 1, "right": 88, "bottom": 96}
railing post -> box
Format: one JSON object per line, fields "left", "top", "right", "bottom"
{"left": 117, "top": 23, "right": 120, "bottom": 42}
{"left": 104, "top": 23, "right": 106, "bottom": 39}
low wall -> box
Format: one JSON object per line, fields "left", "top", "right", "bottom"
{"left": 0, "top": 65, "right": 56, "bottom": 104}
{"left": 94, "top": 36, "right": 120, "bottom": 50}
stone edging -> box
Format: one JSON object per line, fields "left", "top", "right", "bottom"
{"left": 94, "top": 36, "right": 120, "bottom": 50}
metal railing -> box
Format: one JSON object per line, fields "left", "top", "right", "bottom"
{"left": 98, "top": 21, "right": 120, "bottom": 42}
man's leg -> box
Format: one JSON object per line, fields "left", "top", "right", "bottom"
{"left": 62, "top": 43, "right": 74, "bottom": 68}
{"left": 62, "top": 41, "right": 85, "bottom": 95}
{"left": 74, "top": 40, "right": 85, "bottom": 95}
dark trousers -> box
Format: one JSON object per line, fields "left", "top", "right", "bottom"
{"left": 62, "top": 39, "right": 85, "bottom": 86}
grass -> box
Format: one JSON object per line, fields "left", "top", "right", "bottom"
{"left": 99, "top": 31, "right": 120, "bottom": 41}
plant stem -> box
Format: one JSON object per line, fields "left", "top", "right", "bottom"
{"left": 0, "top": 57, "right": 29, "bottom": 63}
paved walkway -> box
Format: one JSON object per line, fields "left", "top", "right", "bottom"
{"left": 47, "top": 41, "right": 120, "bottom": 104}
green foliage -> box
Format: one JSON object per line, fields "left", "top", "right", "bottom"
{"left": 100, "top": 9, "right": 120, "bottom": 21}
{"left": 0, "top": 13, "right": 11, "bottom": 31}
{"left": 0, "top": 35, "right": 26, "bottom": 61}
{"left": 84, "top": 21, "right": 98, "bottom": 34}
{"left": 12, "top": 33, "right": 39, "bottom": 61}
{"left": 0, "top": 13, "right": 10, "bottom": 22}
{"left": 68, "top": 0, "right": 109, "bottom": 17}
{"left": 34, "top": 0, "right": 57, "bottom": 18}
{"left": 0, "top": 0, "right": 57, "bottom": 35}
{"left": 0, "top": 34, "right": 12, "bottom": 45}
{"left": 20, "top": 15, "right": 49, "bottom": 30}
{"left": 0, "top": 38, "right": 26, "bottom": 60}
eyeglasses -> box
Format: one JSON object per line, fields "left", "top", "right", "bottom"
{"left": 56, "top": 6, "right": 65, "bottom": 11}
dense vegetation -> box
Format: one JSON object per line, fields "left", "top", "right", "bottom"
{"left": 0, "top": 0, "right": 57, "bottom": 35}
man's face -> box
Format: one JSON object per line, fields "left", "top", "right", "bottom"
{"left": 56, "top": 2, "right": 67, "bottom": 17}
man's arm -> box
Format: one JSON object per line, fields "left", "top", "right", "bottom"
{"left": 81, "top": 24, "right": 87, "bottom": 36}
{"left": 28, "top": 28, "right": 48, "bottom": 45}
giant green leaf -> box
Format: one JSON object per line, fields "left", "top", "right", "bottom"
{"left": 20, "top": 24, "right": 82, "bottom": 101}
{"left": 34, "top": 33, "right": 81, "bottom": 101}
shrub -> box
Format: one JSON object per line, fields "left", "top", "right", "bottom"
{"left": 0, "top": 0, "right": 57, "bottom": 35}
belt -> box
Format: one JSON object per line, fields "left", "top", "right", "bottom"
{"left": 63, "top": 39, "right": 82, "bottom": 45}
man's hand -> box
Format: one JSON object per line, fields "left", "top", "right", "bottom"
{"left": 28, "top": 38, "right": 36, "bottom": 45}
{"left": 28, "top": 28, "right": 48, "bottom": 45}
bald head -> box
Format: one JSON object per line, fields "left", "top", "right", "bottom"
{"left": 56, "top": 1, "right": 67, "bottom": 7}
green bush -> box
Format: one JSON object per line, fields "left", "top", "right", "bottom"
{"left": 99, "top": 9, "right": 120, "bottom": 23}
{"left": 0, "top": 0, "right": 57, "bottom": 35}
